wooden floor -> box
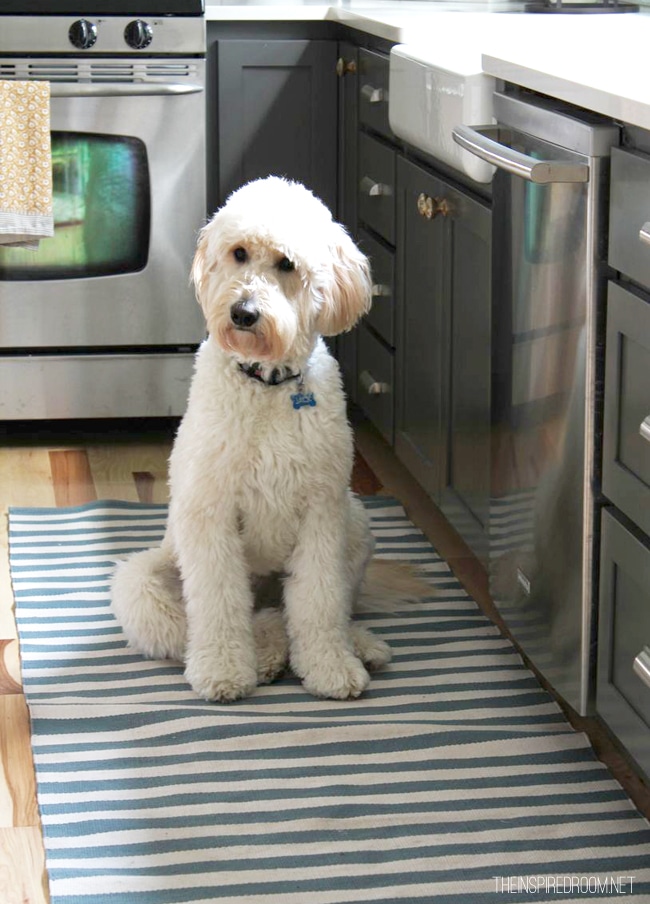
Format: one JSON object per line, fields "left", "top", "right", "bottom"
{"left": 1, "top": 414, "right": 649, "bottom": 903}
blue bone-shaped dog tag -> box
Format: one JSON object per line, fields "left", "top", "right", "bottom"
{"left": 291, "top": 390, "right": 317, "bottom": 410}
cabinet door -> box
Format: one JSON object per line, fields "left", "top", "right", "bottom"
{"left": 603, "top": 281, "right": 650, "bottom": 537}
{"left": 216, "top": 40, "right": 337, "bottom": 212}
{"left": 597, "top": 508, "right": 650, "bottom": 781}
{"left": 443, "top": 181, "right": 492, "bottom": 562}
{"left": 395, "top": 157, "right": 447, "bottom": 502}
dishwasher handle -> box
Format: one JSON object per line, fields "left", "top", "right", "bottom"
{"left": 452, "top": 124, "right": 589, "bottom": 184}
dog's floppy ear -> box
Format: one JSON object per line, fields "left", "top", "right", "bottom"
{"left": 190, "top": 225, "right": 209, "bottom": 312}
{"left": 316, "top": 225, "right": 372, "bottom": 337}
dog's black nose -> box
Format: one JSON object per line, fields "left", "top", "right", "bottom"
{"left": 230, "top": 299, "right": 260, "bottom": 330}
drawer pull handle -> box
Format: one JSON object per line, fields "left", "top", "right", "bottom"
{"left": 336, "top": 57, "right": 357, "bottom": 77}
{"left": 371, "top": 283, "right": 391, "bottom": 298}
{"left": 360, "top": 176, "right": 391, "bottom": 197}
{"left": 633, "top": 647, "right": 650, "bottom": 690}
{"left": 640, "top": 415, "right": 650, "bottom": 443}
{"left": 360, "top": 369, "right": 390, "bottom": 395}
{"left": 640, "top": 222, "right": 650, "bottom": 247}
{"left": 361, "top": 84, "right": 386, "bottom": 104}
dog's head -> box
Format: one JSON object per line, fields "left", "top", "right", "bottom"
{"left": 191, "top": 177, "right": 371, "bottom": 365}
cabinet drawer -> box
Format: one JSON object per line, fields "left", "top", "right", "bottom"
{"left": 597, "top": 508, "right": 650, "bottom": 780}
{"left": 358, "top": 228, "right": 395, "bottom": 348}
{"left": 358, "top": 132, "right": 396, "bottom": 245}
{"left": 358, "top": 48, "right": 391, "bottom": 140}
{"left": 603, "top": 281, "right": 650, "bottom": 536}
{"left": 357, "top": 324, "right": 394, "bottom": 444}
{"left": 609, "top": 147, "right": 650, "bottom": 289}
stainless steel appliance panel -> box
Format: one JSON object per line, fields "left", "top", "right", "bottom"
{"left": 0, "top": 352, "right": 195, "bottom": 418}
{"left": 0, "top": 64, "right": 206, "bottom": 349}
{"left": 455, "top": 93, "right": 619, "bottom": 714}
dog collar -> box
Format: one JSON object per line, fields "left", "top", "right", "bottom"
{"left": 238, "top": 362, "right": 301, "bottom": 386}
{"left": 237, "top": 362, "right": 317, "bottom": 409}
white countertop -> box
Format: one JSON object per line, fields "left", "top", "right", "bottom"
{"left": 205, "top": 1, "right": 650, "bottom": 130}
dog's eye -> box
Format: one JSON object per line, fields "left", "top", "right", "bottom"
{"left": 277, "top": 256, "right": 295, "bottom": 273}
{"left": 233, "top": 247, "right": 247, "bottom": 263}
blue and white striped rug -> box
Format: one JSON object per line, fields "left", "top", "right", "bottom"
{"left": 8, "top": 498, "right": 650, "bottom": 903}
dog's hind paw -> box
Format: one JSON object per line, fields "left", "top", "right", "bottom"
{"left": 351, "top": 623, "right": 392, "bottom": 671}
{"left": 254, "top": 608, "right": 289, "bottom": 684}
{"left": 299, "top": 651, "right": 370, "bottom": 700}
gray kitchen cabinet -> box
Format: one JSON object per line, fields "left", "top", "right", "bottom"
{"left": 358, "top": 228, "right": 395, "bottom": 348}
{"left": 444, "top": 176, "right": 492, "bottom": 557}
{"left": 358, "top": 47, "right": 392, "bottom": 141}
{"left": 395, "top": 157, "right": 447, "bottom": 501}
{"left": 357, "top": 323, "right": 395, "bottom": 444}
{"left": 353, "top": 47, "right": 399, "bottom": 443}
{"left": 214, "top": 39, "right": 337, "bottom": 213}
{"left": 597, "top": 509, "right": 650, "bottom": 781}
{"left": 598, "top": 133, "right": 650, "bottom": 780}
{"left": 395, "top": 155, "right": 492, "bottom": 560}
{"left": 358, "top": 132, "right": 396, "bottom": 246}
{"left": 603, "top": 281, "right": 650, "bottom": 538}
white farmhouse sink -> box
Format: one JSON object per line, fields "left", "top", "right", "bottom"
{"left": 389, "top": 19, "right": 497, "bottom": 183}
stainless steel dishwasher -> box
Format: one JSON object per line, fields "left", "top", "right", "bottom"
{"left": 453, "top": 91, "right": 619, "bottom": 715}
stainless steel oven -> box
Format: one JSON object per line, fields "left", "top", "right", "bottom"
{"left": 0, "top": 6, "right": 206, "bottom": 419}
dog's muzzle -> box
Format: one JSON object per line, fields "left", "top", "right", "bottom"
{"left": 230, "top": 299, "right": 260, "bottom": 330}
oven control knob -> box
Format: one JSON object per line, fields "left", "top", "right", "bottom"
{"left": 68, "top": 19, "right": 97, "bottom": 50}
{"left": 124, "top": 19, "right": 153, "bottom": 50}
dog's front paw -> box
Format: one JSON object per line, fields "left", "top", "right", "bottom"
{"left": 351, "top": 623, "right": 392, "bottom": 671}
{"left": 184, "top": 656, "right": 257, "bottom": 703}
{"left": 299, "top": 650, "right": 370, "bottom": 700}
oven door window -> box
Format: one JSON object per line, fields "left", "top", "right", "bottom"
{"left": 0, "top": 132, "right": 150, "bottom": 281}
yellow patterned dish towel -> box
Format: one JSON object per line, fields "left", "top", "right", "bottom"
{"left": 0, "top": 80, "right": 53, "bottom": 249}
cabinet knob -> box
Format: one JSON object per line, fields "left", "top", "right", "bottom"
{"left": 633, "top": 647, "right": 650, "bottom": 689}
{"left": 640, "top": 415, "right": 650, "bottom": 443}
{"left": 360, "top": 176, "right": 391, "bottom": 198}
{"left": 361, "top": 84, "right": 386, "bottom": 104}
{"left": 371, "top": 283, "right": 391, "bottom": 298}
{"left": 417, "top": 193, "right": 452, "bottom": 219}
{"left": 336, "top": 57, "right": 357, "bottom": 77}
{"left": 359, "top": 369, "right": 390, "bottom": 395}
{"left": 640, "top": 221, "right": 650, "bottom": 247}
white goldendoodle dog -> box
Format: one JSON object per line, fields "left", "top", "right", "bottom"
{"left": 111, "top": 176, "right": 424, "bottom": 703}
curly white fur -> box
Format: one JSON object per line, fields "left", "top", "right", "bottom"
{"left": 111, "top": 176, "right": 415, "bottom": 703}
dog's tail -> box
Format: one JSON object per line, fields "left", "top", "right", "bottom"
{"left": 356, "top": 558, "right": 433, "bottom": 612}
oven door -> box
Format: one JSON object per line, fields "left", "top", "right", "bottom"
{"left": 0, "top": 67, "right": 206, "bottom": 348}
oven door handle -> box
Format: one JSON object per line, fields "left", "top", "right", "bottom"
{"left": 452, "top": 124, "right": 589, "bottom": 184}
{"left": 49, "top": 82, "right": 204, "bottom": 97}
